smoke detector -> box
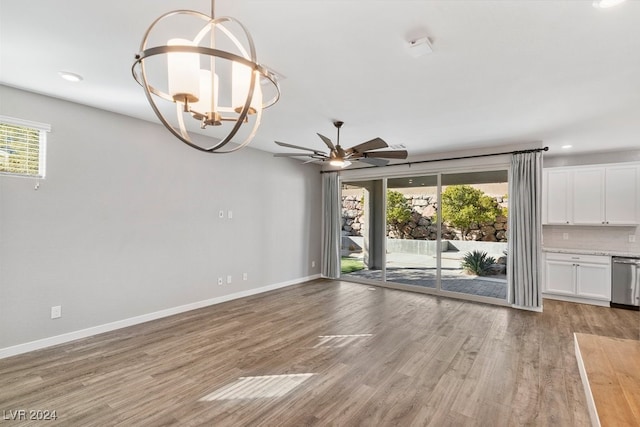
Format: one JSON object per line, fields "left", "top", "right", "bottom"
{"left": 407, "top": 36, "right": 433, "bottom": 58}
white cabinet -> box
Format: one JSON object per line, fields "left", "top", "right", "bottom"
{"left": 572, "top": 168, "right": 604, "bottom": 225}
{"left": 543, "top": 163, "right": 639, "bottom": 226}
{"left": 605, "top": 165, "right": 639, "bottom": 225}
{"left": 543, "top": 252, "right": 611, "bottom": 306}
{"left": 544, "top": 169, "right": 571, "bottom": 224}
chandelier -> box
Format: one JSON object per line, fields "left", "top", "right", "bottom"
{"left": 131, "top": 1, "right": 280, "bottom": 153}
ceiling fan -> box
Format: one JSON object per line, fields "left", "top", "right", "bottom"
{"left": 273, "top": 121, "right": 408, "bottom": 168}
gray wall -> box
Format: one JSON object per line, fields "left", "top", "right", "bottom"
{"left": 0, "top": 85, "right": 322, "bottom": 350}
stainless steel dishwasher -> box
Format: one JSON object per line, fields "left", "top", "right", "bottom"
{"left": 611, "top": 257, "right": 640, "bottom": 310}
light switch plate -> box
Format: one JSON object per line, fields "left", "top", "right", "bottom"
{"left": 630, "top": 235, "right": 636, "bottom": 243}
{"left": 51, "top": 306, "right": 61, "bottom": 319}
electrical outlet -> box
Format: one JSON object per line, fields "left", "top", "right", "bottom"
{"left": 228, "top": 210, "right": 233, "bottom": 219}
{"left": 311, "top": 260, "right": 316, "bottom": 268}
{"left": 51, "top": 306, "right": 61, "bottom": 319}
{"left": 563, "top": 232, "right": 569, "bottom": 240}
{"left": 227, "top": 275, "right": 232, "bottom": 284}
{"left": 630, "top": 235, "right": 637, "bottom": 243}
{"left": 243, "top": 273, "right": 248, "bottom": 281}
{"left": 218, "top": 277, "right": 223, "bottom": 285}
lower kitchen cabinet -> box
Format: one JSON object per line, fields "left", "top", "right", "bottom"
{"left": 543, "top": 252, "right": 611, "bottom": 306}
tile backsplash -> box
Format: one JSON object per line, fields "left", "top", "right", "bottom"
{"left": 543, "top": 225, "right": 640, "bottom": 255}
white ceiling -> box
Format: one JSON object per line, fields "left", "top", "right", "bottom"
{"left": 2, "top": 0, "right": 639, "bottom": 159}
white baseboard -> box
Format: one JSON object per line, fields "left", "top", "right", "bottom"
{"left": 0, "top": 274, "right": 321, "bottom": 359}
{"left": 542, "top": 293, "right": 610, "bottom": 307}
{"left": 511, "top": 303, "right": 543, "bottom": 312}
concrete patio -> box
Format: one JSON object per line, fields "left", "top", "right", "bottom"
{"left": 341, "top": 249, "right": 508, "bottom": 300}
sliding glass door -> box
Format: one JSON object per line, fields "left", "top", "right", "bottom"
{"left": 385, "top": 175, "right": 439, "bottom": 289}
{"left": 340, "top": 169, "right": 509, "bottom": 303}
{"left": 340, "top": 180, "right": 384, "bottom": 283}
{"left": 439, "top": 171, "right": 508, "bottom": 300}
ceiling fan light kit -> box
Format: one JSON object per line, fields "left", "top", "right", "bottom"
{"left": 274, "top": 121, "right": 408, "bottom": 168}
{"left": 131, "top": 0, "right": 280, "bottom": 153}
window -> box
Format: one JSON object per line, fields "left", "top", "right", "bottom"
{"left": 0, "top": 115, "right": 50, "bottom": 178}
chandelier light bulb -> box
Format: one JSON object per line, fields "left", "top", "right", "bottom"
{"left": 232, "top": 62, "right": 262, "bottom": 114}
{"left": 190, "top": 69, "right": 219, "bottom": 119}
{"left": 167, "top": 39, "right": 200, "bottom": 104}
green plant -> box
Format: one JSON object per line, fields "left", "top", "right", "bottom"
{"left": 460, "top": 250, "right": 496, "bottom": 276}
{"left": 341, "top": 257, "right": 365, "bottom": 274}
{"left": 386, "top": 190, "right": 412, "bottom": 236}
{"left": 441, "top": 185, "right": 502, "bottom": 240}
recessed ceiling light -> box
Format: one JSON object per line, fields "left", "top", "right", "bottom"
{"left": 561, "top": 145, "right": 573, "bottom": 149}
{"left": 592, "top": 0, "right": 627, "bottom": 8}
{"left": 58, "top": 71, "right": 83, "bottom": 82}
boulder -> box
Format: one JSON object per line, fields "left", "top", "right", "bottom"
{"left": 481, "top": 234, "right": 498, "bottom": 242}
{"left": 411, "top": 226, "right": 429, "bottom": 238}
{"left": 488, "top": 263, "right": 506, "bottom": 275}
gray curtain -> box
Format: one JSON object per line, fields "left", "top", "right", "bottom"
{"left": 321, "top": 172, "right": 341, "bottom": 279}
{"left": 507, "top": 151, "right": 543, "bottom": 309}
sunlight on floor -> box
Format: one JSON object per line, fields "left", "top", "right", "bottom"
{"left": 314, "top": 334, "right": 373, "bottom": 348}
{"left": 199, "top": 374, "right": 316, "bottom": 401}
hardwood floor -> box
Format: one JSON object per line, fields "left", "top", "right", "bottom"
{"left": 1, "top": 279, "right": 638, "bottom": 426}
{"left": 575, "top": 333, "right": 640, "bottom": 426}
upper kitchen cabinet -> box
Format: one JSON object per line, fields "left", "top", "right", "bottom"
{"left": 544, "top": 169, "right": 572, "bottom": 224}
{"left": 605, "top": 165, "right": 639, "bottom": 225}
{"left": 572, "top": 168, "right": 604, "bottom": 224}
{"left": 543, "top": 163, "right": 639, "bottom": 226}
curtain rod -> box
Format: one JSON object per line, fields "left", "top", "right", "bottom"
{"left": 320, "top": 146, "right": 549, "bottom": 174}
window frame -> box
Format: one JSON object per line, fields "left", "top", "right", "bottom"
{"left": 0, "top": 115, "right": 50, "bottom": 179}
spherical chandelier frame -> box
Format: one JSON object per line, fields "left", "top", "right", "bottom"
{"left": 131, "top": 9, "right": 280, "bottom": 153}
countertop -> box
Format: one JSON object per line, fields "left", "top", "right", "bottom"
{"left": 543, "top": 247, "right": 640, "bottom": 258}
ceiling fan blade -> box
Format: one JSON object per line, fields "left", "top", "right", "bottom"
{"left": 347, "top": 137, "right": 388, "bottom": 154}
{"left": 363, "top": 150, "right": 408, "bottom": 159}
{"left": 316, "top": 133, "right": 336, "bottom": 151}
{"left": 273, "top": 153, "right": 315, "bottom": 157}
{"left": 358, "top": 158, "right": 389, "bottom": 167}
{"left": 275, "top": 141, "right": 325, "bottom": 155}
